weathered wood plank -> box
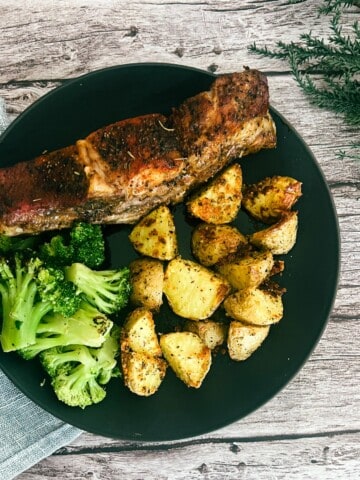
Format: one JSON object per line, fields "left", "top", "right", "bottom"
{"left": 16, "top": 431, "right": 360, "bottom": 479}
{"left": 1, "top": 0, "right": 358, "bottom": 83}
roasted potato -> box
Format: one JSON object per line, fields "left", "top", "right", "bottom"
{"left": 129, "top": 205, "right": 178, "bottom": 260}
{"left": 163, "top": 257, "right": 231, "bottom": 320}
{"left": 129, "top": 258, "right": 164, "bottom": 310}
{"left": 216, "top": 250, "right": 274, "bottom": 290}
{"left": 227, "top": 321, "right": 270, "bottom": 361}
{"left": 191, "top": 223, "right": 247, "bottom": 267}
{"left": 242, "top": 175, "right": 302, "bottom": 223}
{"left": 121, "top": 308, "right": 162, "bottom": 357}
{"left": 184, "top": 320, "right": 228, "bottom": 350}
{"left": 249, "top": 211, "right": 298, "bottom": 255}
{"left": 160, "top": 332, "right": 212, "bottom": 388}
{"left": 223, "top": 286, "right": 283, "bottom": 326}
{"left": 121, "top": 351, "right": 167, "bottom": 397}
{"left": 187, "top": 163, "right": 243, "bottom": 224}
{"left": 121, "top": 308, "right": 167, "bottom": 396}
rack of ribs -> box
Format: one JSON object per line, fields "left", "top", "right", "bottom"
{"left": 0, "top": 68, "right": 276, "bottom": 236}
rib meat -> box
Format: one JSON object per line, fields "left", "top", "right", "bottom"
{"left": 0, "top": 68, "right": 276, "bottom": 236}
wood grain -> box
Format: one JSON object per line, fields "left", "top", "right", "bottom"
{"left": 1, "top": 0, "right": 359, "bottom": 83}
{"left": 1, "top": 0, "right": 359, "bottom": 479}
{"left": 15, "top": 432, "right": 360, "bottom": 479}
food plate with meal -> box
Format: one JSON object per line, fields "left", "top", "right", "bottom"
{"left": 0, "top": 63, "right": 339, "bottom": 440}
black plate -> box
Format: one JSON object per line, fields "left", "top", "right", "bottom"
{"left": 0, "top": 63, "right": 340, "bottom": 441}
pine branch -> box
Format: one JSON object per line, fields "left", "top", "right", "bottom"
{"left": 319, "top": 0, "right": 360, "bottom": 15}
{"left": 289, "top": 53, "right": 360, "bottom": 125}
{"left": 337, "top": 141, "right": 360, "bottom": 161}
{"left": 248, "top": 0, "right": 360, "bottom": 128}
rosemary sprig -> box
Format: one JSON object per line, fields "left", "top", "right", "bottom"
{"left": 249, "top": 1, "right": 360, "bottom": 127}
{"left": 337, "top": 141, "right": 360, "bottom": 161}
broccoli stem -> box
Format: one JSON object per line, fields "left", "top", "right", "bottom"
{"left": 18, "top": 303, "right": 113, "bottom": 359}
{"left": 65, "top": 263, "right": 131, "bottom": 314}
{"left": 0, "top": 257, "right": 52, "bottom": 352}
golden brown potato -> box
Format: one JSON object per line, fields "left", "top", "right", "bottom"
{"left": 227, "top": 321, "right": 270, "bottom": 361}
{"left": 121, "top": 308, "right": 162, "bottom": 357}
{"left": 242, "top": 175, "right": 302, "bottom": 223}
{"left": 129, "top": 258, "right": 164, "bottom": 310}
{"left": 216, "top": 250, "right": 274, "bottom": 290}
{"left": 121, "top": 351, "right": 167, "bottom": 396}
{"left": 223, "top": 287, "right": 283, "bottom": 326}
{"left": 184, "top": 320, "right": 228, "bottom": 350}
{"left": 191, "top": 223, "right": 247, "bottom": 267}
{"left": 187, "top": 163, "right": 243, "bottom": 224}
{"left": 163, "top": 257, "right": 231, "bottom": 320}
{"left": 129, "top": 205, "right": 178, "bottom": 260}
{"left": 249, "top": 211, "right": 298, "bottom": 255}
{"left": 121, "top": 308, "right": 166, "bottom": 396}
{"left": 160, "top": 332, "right": 212, "bottom": 388}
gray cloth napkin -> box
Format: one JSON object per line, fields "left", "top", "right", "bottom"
{"left": 0, "top": 98, "right": 82, "bottom": 480}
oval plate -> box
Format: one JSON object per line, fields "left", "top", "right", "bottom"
{"left": 0, "top": 64, "right": 340, "bottom": 441}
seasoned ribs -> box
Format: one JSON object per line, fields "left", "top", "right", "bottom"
{"left": 0, "top": 69, "right": 276, "bottom": 236}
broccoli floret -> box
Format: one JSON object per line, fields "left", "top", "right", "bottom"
{"left": 54, "top": 363, "right": 107, "bottom": 408}
{"left": 36, "top": 265, "right": 81, "bottom": 317}
{"left": 40, "top": 325, "right": 120, "bottom": 408}
{"left": 39, "top": 222, "right": 105, "bottom": 268}
{"left": 40, "top": 344, "right": 93, "bottom": 377}
{"left": 65, "top": 263, "right": 131, "bottom": 315}
{"left": 0, "top": 255, "right": 52, "bottom": 352}
{"left": 0, "top": 254, "right": 82, "bottom": 352}
{"left": 39, "top": 235, "right": 75, "bottom": 267}
{"left": 69, "top": 223, "right": 105, "bottom": 268}
{"left": 18, "top": 301, "right": 113, "bottom": 359}
{"left": 90, "top": 324, "right": 121, "bottom": 384}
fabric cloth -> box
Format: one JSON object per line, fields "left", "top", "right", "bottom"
{"left": 0, "top": 98, "right": 82, "bottom": 480}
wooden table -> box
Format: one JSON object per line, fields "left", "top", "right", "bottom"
{"left": 1, "top": 1, "right": 359, "bottom": 478}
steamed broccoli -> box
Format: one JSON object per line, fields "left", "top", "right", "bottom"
{"left": 0, "top": 255, "right": 51, "bottom": 352}
{"left": 0, "top": 255, "right": 82, "bottom": 352}
{"left": 65, "top": 263, "right": 131, "bottom": 314}
{"left": 39, "top": 235, "right": 74, "bottom": 267}
{"left": 39, "top": 222, "right": 105, "bottom": 268}
{"left": 0, "top": 223, "right": 126, "bottom": 409}
{"left": 69, "top": 223, "right": 105, "bottom": 268}
{"left": 40, "top": 325, "right": 120, "bottom": 408}
{"left": 36, "top": 265, "right": 81, "bottom": 317}
{"left": 19, "top": 301, "right": 113, "bottom": 360}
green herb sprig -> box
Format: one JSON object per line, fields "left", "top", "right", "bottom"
{"left": 249, "top": 0, "right": 359, "bottom": 159}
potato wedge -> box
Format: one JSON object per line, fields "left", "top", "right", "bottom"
{"left": 242, "top": 175, "right": 302, "bottom": 223}
{"left": 160, "top": 332, "right": 211, "bottom": 388}
{"left": 129, "top": 258, "right": 164, "bottom": 310}
{"left": 163, "top": 257, "right": 231, "bottom": 320}
{"left": 223, "top": 287, "right": 283, "bottom": 326}
{"left": 227, "top": 321, "right": 270, "bottom": 361}
{"left": 121, "top": 308, "right": 162, "bottom": 357}
{"left": 216, "top": 250, "right": 274, "bottom": 290}
{"left": 129, "top": 205, "right": 178, "bottom": 260}
{"left": 187, "top": 163, "right": 242, "bottom": 224}
{"left": 191, "top": 223, "right": 247, "bottom": 267}
{"left": 121, "top": 308, "right": 166, "bottom": 396}
{"left": 184, "top": 320, "right": 228, "bottom": 350}
{"left": 249, "top": 211, "right": 298, "bottom": 255}
{"left": 121, "top": 351, "right": 167, "bottom": 396}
